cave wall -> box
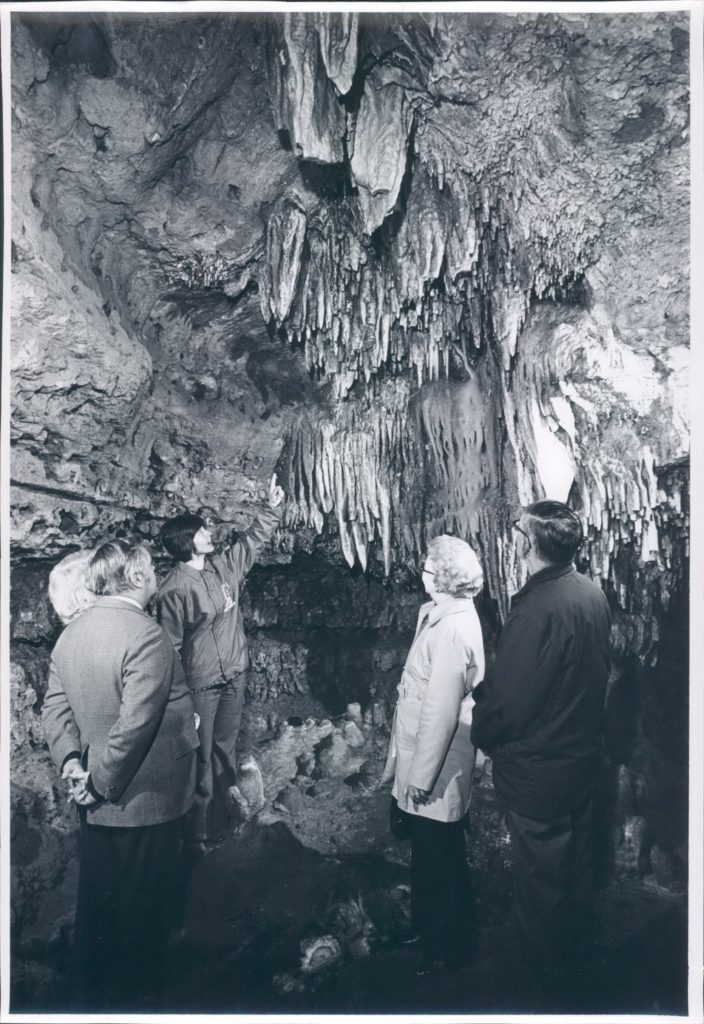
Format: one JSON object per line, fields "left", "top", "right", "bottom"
{"left": 9, "top": 9, "right": 690, "bottom": 961}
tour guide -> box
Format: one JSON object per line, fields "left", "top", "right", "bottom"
{"left": 157, "top": 474, "right": 284, "bottom": 852}
{"left": 471, "top": 500, "right": 611, "bottom": 1000}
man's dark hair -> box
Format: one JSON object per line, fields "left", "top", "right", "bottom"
{"left": 524, "top": 500, "right": 584, "bottom": 564}
{"left": 161, "top": 514, "right": 204, "bottom": 563}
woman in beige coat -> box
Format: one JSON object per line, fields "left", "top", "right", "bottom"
{"left": 382, "top": 534, "right": 485, "bottom": 973}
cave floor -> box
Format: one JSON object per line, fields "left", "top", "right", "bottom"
{"left": 160, "top": 788, "right": 688, "bottom": 1017}
{"left": 13, "top": 786, "right": 688, "bottom": 1016}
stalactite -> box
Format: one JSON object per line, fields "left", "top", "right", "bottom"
{"left": 497, "top": 305, "right": 689, "bottom": 650}
{"left": 267, "top": 13, "right": 348, "bottom": 164}
{"left": 259, "top": 153, "right": 583, "bottom": 401}
{"left": 315, "top": 12, "right": 358, "bottom": 96}
{"left": 349, "top": 70, "right": 413, "bottom": 235}
{"left": 260, "top": 195, "right": 308, "bottom": 322}
{"left": 282, "top": 380, "right": 414, "bottom": 575}
{"left": 259, "top": 13, "right": 688, "bottom": 641}
{"left": 280, "top": 373, "right": 519, "bottom": 617}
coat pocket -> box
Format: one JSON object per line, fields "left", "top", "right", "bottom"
{"left": 171, "top": 730, "right": 200, "bottom": 759}
{"left": 396, "top": 698, "right": 421, "bottom": 747}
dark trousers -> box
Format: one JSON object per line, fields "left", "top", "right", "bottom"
{"left": 188, "top": 678, "right": 245, "bottom": 842}
{"left": 72, "top": 812, "right": 184, "bottom": 1012}
{"left": 505, "top": 795, "right": 596, "bottom": 993}
{"left": 409, "top": 814, "right": 472, "bottom": 964}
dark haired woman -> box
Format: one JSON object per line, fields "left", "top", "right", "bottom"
{"left": 157, "top": 474, "right": 284, "bottom": 852}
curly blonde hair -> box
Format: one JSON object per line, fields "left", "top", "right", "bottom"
{"left": 48, "top": 549, "right": 97, "bottom": 625}
{"left": 425, "top": 535, "right": 483, "bottom": 598}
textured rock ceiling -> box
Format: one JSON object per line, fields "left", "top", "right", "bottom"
{"left": 10, "top": 10, "right": 689, "bottom": 616}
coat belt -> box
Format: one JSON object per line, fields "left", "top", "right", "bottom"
{"left": 190, "top": 677, "right": 240, "bottom": 695}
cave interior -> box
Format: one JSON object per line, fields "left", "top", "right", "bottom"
{"left": 8, "top": 8, "right": 690, "bottom": 1016}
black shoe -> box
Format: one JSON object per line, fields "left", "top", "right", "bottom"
{"left": 400, "top": 934, "right": 421, "bottom": 947}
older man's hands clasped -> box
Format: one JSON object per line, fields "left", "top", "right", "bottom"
{"left": 62, "top": 758, "right": 99, "bottom": 807}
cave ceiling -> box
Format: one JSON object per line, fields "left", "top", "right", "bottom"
{"left": 10, "top": 10, "right": 689, "bottom": 614}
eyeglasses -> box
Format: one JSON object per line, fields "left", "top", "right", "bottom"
{"left": 512, "top": 520, "right": 532, "bottom": 552}
{"left": 421, "top": 567, "right": 435, "bottom": 578}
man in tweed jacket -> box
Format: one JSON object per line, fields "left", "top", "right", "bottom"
{"left": 42, "top": 539, "right": 199, "bottom": 1011}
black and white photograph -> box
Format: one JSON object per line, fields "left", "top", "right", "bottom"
{"left": 1, "top": 2, "right": 701, "bottom": 1020}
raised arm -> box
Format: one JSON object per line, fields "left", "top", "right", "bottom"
{"left": 222, "top": 473, "right": 284, "bottom": 579}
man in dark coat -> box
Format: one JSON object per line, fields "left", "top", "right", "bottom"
{"left": 471, "top": 499, "right": 611, "bottom": 999}
{"left": 42, "top": 539, "right": 199, "bottom": 1012}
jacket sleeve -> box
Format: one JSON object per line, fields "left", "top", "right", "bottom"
{"left": 222, "top": 504, "right": 282, "bottom": 581}
{"left": 156, "top": 587, "right": 185, "bottom": 656}
{"left": 470, "top": 608, "right": 562, "bottom": 753}
{"left": 41, "top": 652, "right": 83, "bottom": 772}
{"left": 406, "top": 624, "right": 471, "bottom": 793}
{"left": 89, "top": 626, "right": 174, "bottom": 802}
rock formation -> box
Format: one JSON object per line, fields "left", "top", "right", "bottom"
{"left": 8, "top": 9, "right": 690, "bottom": 1007}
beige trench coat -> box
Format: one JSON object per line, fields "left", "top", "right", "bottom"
{"left": 384, "top": 597, "right": 485, "bottom": 822}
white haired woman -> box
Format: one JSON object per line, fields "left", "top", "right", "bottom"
{"left": 382, "top": 534, "right": 485, "bottom": 974}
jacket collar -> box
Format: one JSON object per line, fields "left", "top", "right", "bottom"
{"left": 172, "top": 559, "right": 212, "bottom": 580}
{"left": 513, "top": 561, "right": 575, "bottom": 604}
{"left": 93, "top": 595, "right": 148, "bottom": 615}
{"left": 419, "top": 596, "right": 475, "bottom": 627}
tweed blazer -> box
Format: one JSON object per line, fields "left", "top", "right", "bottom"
{"left": 42, "top": 596, "right": 199, "bottom": 827}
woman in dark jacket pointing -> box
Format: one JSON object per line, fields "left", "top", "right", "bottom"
{"left": 157, "top": 474, "right": 283, "bottom": 851}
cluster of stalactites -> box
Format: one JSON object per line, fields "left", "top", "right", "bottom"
{"left": 279, "top": 303, "right": 689, "bottom": 639}
{"left": 262, "top": 14, "right": 687, "bottom": 638}
{"left": 266, "top": 13, "right": 358, "bottom": 165}
{"left": 281, "top": 372, "right": 687, "bottom": 638}
{"left": 282, "top": 375, "right": 522, "bottom": 618}
{"left": 578, "top": 455, "right": 688, "bottom": 622}
{"left": 266, "top": 13, "right": 414, "bottom": 237}
{"left": 262, "top": 14, "right": 599, "bottom": 397}
{"left": 283, "top": 379, "right": 415, "bottom": 575}
{"left": 580, "top": 462, "right": 688, "bottom": 666}
{"left": 499, "top": 312, "right": 690, "bottom": 649}
{"left": 258, "top": 160, "right": 589, "bottom": 397}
